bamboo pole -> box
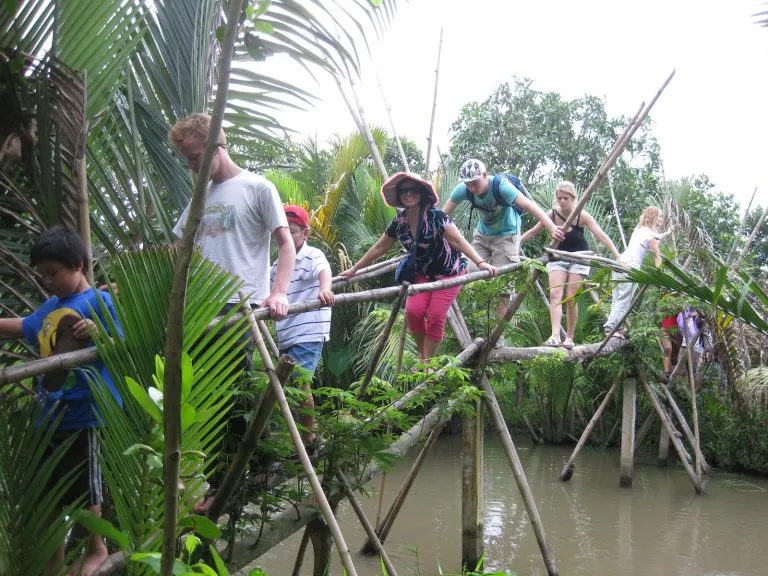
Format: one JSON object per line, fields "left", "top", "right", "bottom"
{"left": 331, "top": 253, "right": 404, "bottom": 287}
{"left": 360, "top": 425, "right": 443, "bottom": 555}
{"left": 349, "top": 75, "right": 389, "bottom": 180}
{"left": 357, "top": 282, "right": 409, "bottom": 399}
{"left": 159, "top": 2, "right": 245, "bottom": 572}
{"left": 75, "top": 70, "right": 92, "bottom": 283}
{"left": 619, "top": 378, "right": 636, "bottom": 487}
{"left": 544, "top": 248, "right": 627, "bottom": 273}
{"left": 376, "top": 71, "right": 410, "bottom": 173}
{"left": 608, "top": 173, "right": 627, "bottom": 249}
{"left": 559, "top": 377, "right": 620, "bottom": 481}
{"left": 684, "top": 337, "right": 702, "bottom": 484}
{"left": 204, "top": 302, "right": 296, "bottom": 522}
{"left": 640, "top": 375, "right": 703, "bottom": 494}
{"left": 243, "top": 293, "right": 360, "bottom": 576}
{"left": 423, "top": 26, "right": 443, "bottom": 175}
{"left": 337, "top": 470, "right": 400, "bottom": 576}
{"left": 659, "top": 381, "right": 709, "bottom": 474}
{"left": 290, "top": 528, "right": 312, "bottom": 576}
{"left": 258, "top": 319, "right": 280, "bottom": 360}
{"left": 633, "top": 411, "right": 656, "bottom": 454}
{"left": 461, "top": 401, "right": 484, "bottom": 568}
{"left": 657, "top": 427, "right": 670, "bottom": 467}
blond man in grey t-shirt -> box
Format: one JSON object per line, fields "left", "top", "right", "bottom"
{"left": 170, "top": 113, "right": 295, "bottom": 318}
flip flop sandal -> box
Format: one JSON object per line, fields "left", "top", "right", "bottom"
{"left": 543, "top": 336, "right": 561, "bottom": 347}
{"left": 561, "top": 338, "right": 574, "bottom": 349}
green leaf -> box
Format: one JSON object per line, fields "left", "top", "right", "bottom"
{"left": 368, "top": 0, "right": 383, "bottom": 5}
{"left": 71, "top": 509, "right": 130, "bottom": 551}
{"left": 155, "top": 355, "right": 165, "bottom": 392}
{"left": 254, "top": 0, "right": 271, "bottom": 17}
{"left": 215, "top": 25, "right": 225, "bottom": 42}
{"left": 209, "top": 545, "right": 229, "bottom": 576}
{"left": 179, "top": 514, "right": 222, "bottom": 540}
{"left": 189, "top": 565, "right": 219, "bottom": 576}
{"left": 181, "top": 352, "right": 193, "bottom": 400}
{"left": 126, "top": 376, "right": 163, "bottom": 424}
{"left": 123, "top": 443, "right": 158, "bottom": 457}
{"left": 253, "top": 21, "right": 273, "bottom": 34}
{"left": 131, "top": 552, "right": 188, "bottom": 575}
{"left": 327, "top": 345, "right": 353, "bottom": 376}
{"left": 184, "top": 534, "right": 202, "bottom": 557}
{"left": 181, "top": 403, "right": 197, "bottom": 432}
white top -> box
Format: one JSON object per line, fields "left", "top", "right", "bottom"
{"left": 620, "top": 226, "right": 658, "bottom": 268}
{"left": 173, "top": 171, "right": 287, "bottom": 303}
{"left": 270, "top": 243, "right": 332, "bottom": 349}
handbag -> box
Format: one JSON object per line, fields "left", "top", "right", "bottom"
{"left": 394, "top": 206, "right": 424, "bottom": 285}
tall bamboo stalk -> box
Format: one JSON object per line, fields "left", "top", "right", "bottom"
{"left": 159, "top": 2, "right": 244, "bottom": 573}
{"left": 348, "top": 75, "right": 389, "bottom": 179}
{"left": 684, "top": 338, "right": 702, "bottom": 483}
{"left": 607, "top": 173, "right": 627, "bottom": 249}
{"left": 376, "top": 71, "right": 410, "bottom": 172}
{"left": 423, "top": 27, "right": 443, "bottom": 176}
{"left": 75, "top": 70, "right": 92, "bottom": 283}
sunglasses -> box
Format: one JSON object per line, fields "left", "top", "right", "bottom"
{"left": 398, "top": 187, "right": 421, "bottom": 197}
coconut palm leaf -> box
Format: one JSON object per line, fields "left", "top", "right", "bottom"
{"left": 0, "top": 390, "right": 82, "bottom": 576}
{"left": 627, "top": 255, "right": 768, "bottom": 335}
{"left": 351, "top": 306, "right": 416, "bottom": 381}
{"left": 88, "top": 249, "right": 249, "bottom": 555}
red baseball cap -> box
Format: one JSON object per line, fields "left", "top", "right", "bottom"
{"left": 284, "top": 204, "right": 309, "bottom": 228}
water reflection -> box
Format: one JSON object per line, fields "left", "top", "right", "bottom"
{"left": 254, "top": 435, "right": 768, "bottom": 575}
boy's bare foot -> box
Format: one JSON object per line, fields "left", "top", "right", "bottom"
{"left": 192, "top": 493, "right": 216, "bottom": 514}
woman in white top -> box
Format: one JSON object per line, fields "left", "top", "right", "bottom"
{"left": 604, "top": 206, "right": 667, "bottom": 337}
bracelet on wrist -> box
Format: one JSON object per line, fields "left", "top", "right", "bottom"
{"left": 476, "top": 260, "right": 486, "bottom": 265}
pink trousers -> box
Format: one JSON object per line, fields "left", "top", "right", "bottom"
{"left": 406, "top": 272, "right": 463, "bottom": 341}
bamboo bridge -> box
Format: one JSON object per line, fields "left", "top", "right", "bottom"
{"left": 0, "top": 71, "right": 708, "bottom": 576}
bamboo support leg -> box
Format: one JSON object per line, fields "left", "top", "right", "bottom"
{"left": 659, "top": 382, "right": 709, "bottom": 474}
{"left": 357, "top": 282, "right": 409, "bottom": 400}
{"left": 633, "top": 412, "right": 656, "bottom": 455}
{"left": 559, "top": 378, "right": 619, "bottom": 481}
{"left": 461, "top": 401, "right": 484, "bottom": 569}
{"left": 640, "top": 376, "right": 703, "bottom": 494}
{"left": 240, "top": 293, "right": 360, "bottom": 576}
{"left": 360, "top": 425, "right": 443, "bottom": 555}
{"left": 206, "top": 353, "right": 296, "bottom": 522}
{"left": 337, "top": 470, "right": 400, "bottom": 576}
{"left": 308, "top": 518, "right": 333, "bottom": 576}
{"left": 657, "top": 427, "right": 670, "bottom": 467}
{"left": 619, "top": 378, "right": 636, "bottom": 488}
{"left": 685, "top": 344, "right": 702, "bottom": 483}
{"left": 291, "top": 527, "right": 311, "bottom": 576}
{"left": 258, "top": 320, "right": 280, "bottom": 360}
{"left": 482, "top": 379, "right": 559, "bottom": 576}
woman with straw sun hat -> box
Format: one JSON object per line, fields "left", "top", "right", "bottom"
{"left": 341, "top": 172, "right": 498, "bottom": 361}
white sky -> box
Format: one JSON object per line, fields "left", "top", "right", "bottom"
{"left": 268, "top": 0, "right": 768, "bottom": 213}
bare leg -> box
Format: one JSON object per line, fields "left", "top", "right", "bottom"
{"left": 411, "top": 330, "right": 427, "bottom": 361}
{"left": 548, "top": 270, "right": 567, "bottom": 340}
{"left": 423, "top": 337, "right": 441, "bottom": 360}
{"left": 298, "top": 381, "right": 316, "bottom": 446}
{"left": 69, "top": 505, "right": 108, "bottom": 576}
{"left": 565, "top": 273, "right": 585, "bottom": 340}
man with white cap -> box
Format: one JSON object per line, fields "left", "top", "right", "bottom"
{"left": 443, "top": 159, "right": 563, "bottom": 341}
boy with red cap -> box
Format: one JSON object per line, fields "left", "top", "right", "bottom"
{"left": 270, "top": 205, "right": 334, "bottom": 448}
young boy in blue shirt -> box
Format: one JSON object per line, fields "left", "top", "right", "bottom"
{"left": 0, "top": 225, "right": 122, "bottom": 576}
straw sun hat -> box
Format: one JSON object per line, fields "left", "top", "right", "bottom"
{"left": 380, "top": 172, "right": 439, "bottom": 209}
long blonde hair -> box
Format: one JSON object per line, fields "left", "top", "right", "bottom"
{"left": 638, "top": 206, "right": 662, "bottom": 230}
{"left": 554, "top": 180, "right": 578, "bottom": 203}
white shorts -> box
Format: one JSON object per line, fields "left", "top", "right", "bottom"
{"left": 547, "top": 259, "right": 590, "bottom": 277}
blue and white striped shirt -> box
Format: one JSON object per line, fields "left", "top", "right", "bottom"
{"left": 270, "top": 243, "right": 332, "bottom": 349}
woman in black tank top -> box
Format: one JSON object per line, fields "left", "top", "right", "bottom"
{"left": 520, "top": 181, "right": 621, "bottom": 348}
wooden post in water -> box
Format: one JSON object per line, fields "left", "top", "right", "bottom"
{"left": 619, "top": 377, "right": 636, "bottom": 487}
{"left": 461, "top": 399, "right": 484, "bottom": 569}
{"left": 657, "top": 427, "right": 670, "bottom": 467}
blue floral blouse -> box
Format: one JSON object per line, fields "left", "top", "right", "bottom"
{"left": 385, "top": 206, "right": 467, "bottom": 279}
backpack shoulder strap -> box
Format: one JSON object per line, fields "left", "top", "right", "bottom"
{"left": 491, "top": 174, "right": 512, "bottom": 208}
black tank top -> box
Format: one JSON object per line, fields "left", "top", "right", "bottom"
{"left": 552, "top": 209, "right": 588, "bottom": 252}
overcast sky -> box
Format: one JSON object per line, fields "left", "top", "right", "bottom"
{"left": 266, "top": 0, "right": 768, "bottom": 213}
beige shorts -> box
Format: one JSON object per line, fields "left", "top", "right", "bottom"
{"left": 546, "top": 259, "right": 590, "bottom": 277}
{"left": 468, "top": 231, "right": 521, "bottom": 271}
